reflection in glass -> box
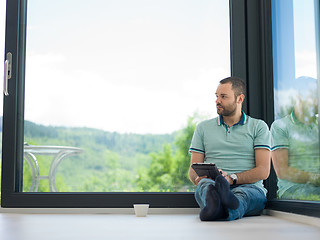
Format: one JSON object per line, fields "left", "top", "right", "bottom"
{"left": 271, "top": 0, "right": 320, "bottom": 201}
{"left": 271, "top": 83, "right": 320, "bottom": 200}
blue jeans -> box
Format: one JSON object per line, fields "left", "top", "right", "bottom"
{"left": 195, "top": 178, "right": 267, "bottom": 221}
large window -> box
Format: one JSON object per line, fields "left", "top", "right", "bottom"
{"left": 22, "top": 0, "right": 230, "bottom": 193}
{"left": 1, "top": 0, "right": 230, "bottom": 207}
{"left": 271, "top": 0, "right": 320, "bottom": 202}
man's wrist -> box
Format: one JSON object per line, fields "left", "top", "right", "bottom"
{"left": 229, "top": 173, "right": 238, "bottom": 185}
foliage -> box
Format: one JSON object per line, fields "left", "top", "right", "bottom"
{"left": 19, "top": 117, "right": 199, "bottom": 192}
{"left": 136, "top": 115, "right": 200, "bottom": 192}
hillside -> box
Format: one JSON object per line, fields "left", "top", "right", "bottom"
{"left": 1, "top": 117, "right": 196, "bottom": 192}
{"left": 24, "top": 120, "right": 176, "bottom": 155}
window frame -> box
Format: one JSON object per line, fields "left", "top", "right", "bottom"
{"left": 1, "top": 0, "right": 27, "bottom": 202}
{"left": 230, "top": 0, "right": 277, "bottom": 200}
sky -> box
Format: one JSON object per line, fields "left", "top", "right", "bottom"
{"left": 293, "top": 0, "right": 317, "bottom": 79}
{"left": 1, "top": 0, "right": 317, "bottom": 134}
{"left": 272, "top": 0, "right": 318, "bottom": 118}
{"left": 1, "top": 0, "right": 231, "bottom": 134}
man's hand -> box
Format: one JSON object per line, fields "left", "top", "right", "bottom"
{"left": 195, "top": 175, "right": 208, "bottom": 185}
{"left": 219, "top": 169, "right": 233, "bottom": 185}
{"left": 189, "top": 152, "right": 205, "bottom": 185}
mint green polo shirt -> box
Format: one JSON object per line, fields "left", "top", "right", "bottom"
{"left": 189, "top": 112, "right": 271, "bottom": 193}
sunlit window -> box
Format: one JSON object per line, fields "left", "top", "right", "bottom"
{"left": 22, "top": 0, "right": 230, "bottom": 192}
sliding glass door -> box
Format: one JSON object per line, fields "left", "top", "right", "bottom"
{"left": 1, "top": 0, "right": 230, "bottom": 207}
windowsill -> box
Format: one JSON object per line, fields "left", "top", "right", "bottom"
{"left": 265, "top": 210, "right": 320, "bottom": 228}
{"left": 0, "top": 207, "right": 200, "bottom": 215}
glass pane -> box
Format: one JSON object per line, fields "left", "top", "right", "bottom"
{"left": 23, "top": 0, "right": 230, "bottom": 192}
{"left": 271, "top": 0, "right": 320, "bottom": 201}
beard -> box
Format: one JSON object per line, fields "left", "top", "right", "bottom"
{"left": 216, "top": 101, "right": 237, "bottom": 116}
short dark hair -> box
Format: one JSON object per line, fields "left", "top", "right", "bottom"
{"left": 219, "top": 77, "right": 246, "bottom": 97}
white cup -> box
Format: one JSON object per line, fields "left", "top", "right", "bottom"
{"left": 133, "top": 204, "right": 149, "bottom": 217}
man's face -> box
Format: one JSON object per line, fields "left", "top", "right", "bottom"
{"left": 215, "top": 83, "right": 238, "bottom": 116}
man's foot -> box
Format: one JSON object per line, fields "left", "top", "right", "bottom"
{"left": 215, "top": 175, "right": 240, "bottom": 210}
{"left": 199, "top": 185, "right": 223, "bottom": 221}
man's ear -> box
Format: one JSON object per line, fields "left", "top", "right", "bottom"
{"left": 237, "top": 94, "right": 245, "bottom": 104}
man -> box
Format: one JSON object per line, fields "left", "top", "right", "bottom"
{"left": 189, "top": 77, "right": 271, "bottom": 221}
{"left": 271, "top": 86, "right": 320, "bottom": 200}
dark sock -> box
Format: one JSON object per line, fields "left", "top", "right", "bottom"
{"left": 215, "top": 175, "right": 240, "bottom": 210}
{"left": 199, "top": 185, "right": 223, "bottom": 221}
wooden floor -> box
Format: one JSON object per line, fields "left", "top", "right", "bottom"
{"left": 0, "top": 211, "right": 319, "bottom": 240}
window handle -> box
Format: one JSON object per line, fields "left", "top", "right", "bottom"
{"left": 4, "top": 52, "right": 12, "bottom": 96}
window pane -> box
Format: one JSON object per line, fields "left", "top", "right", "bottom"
{"left": 271, "top": 0, "right": 320, "bottom": 201}
{"left": 23, "top": 0, "right": 230, "bottom": 192}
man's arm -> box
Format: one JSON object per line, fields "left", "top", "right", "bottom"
{"left": 188, "top": 152, "right": 205, "bottom": 185}
{"left": 224, "top": 148, "right": 271, "bottom": 185}
{"left": 272, "top": 148, "right": 320, "bottom": 185}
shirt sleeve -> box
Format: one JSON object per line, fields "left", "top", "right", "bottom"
{"left": 189, "top": 123, "right": 205, "bottom": 154}
{"left": 270, "top": 119, "right": 289, "bottom": 151}
{"left": 253, "top": 120, "right": 271, "bottom": 151}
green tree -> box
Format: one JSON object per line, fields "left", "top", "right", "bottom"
{"left": 137, "top": 113, "right": 204, "bottom": 192}
{"left": 137, "top": 144, "right": 175, "bottom": 191}
{"left": 171, "top": 116, "right": 198, "bottom": 191}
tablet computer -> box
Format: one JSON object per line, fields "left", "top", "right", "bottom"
{"left": 191, "top": 163, "right": 221, "bottom": 180}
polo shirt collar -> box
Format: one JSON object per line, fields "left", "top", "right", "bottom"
{"left": 218, "top": 110, "right": 247, "bottom": 126}
{"left": 290, "top": 111, "right": 298, "bottom": 124}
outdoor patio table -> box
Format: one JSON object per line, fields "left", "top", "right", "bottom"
{"left": 23, "top": 145, "right": 84, "bottom": 192}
